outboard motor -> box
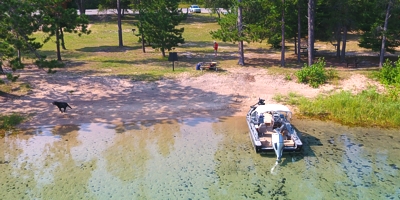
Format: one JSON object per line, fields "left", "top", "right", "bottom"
{"left": 272, "top": 125, "right": 285, "bottom": 163}
{"left": 258, "top": 98, "right": 265, "bottom": 105}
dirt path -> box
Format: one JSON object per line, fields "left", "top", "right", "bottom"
{"left": 0, "top": 66, "right": 383, "bottom": 128}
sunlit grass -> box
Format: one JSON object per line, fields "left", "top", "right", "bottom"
{"left": 274, "top": 88, "right": 400, "bottom": 128}
{"left": 0, "top": 82, "right": 31, "bottom": 96}
{"left": 0, "top": 113, "right": 25, "bottom": 137}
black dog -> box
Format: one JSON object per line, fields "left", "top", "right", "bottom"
{"left": 52, "top": 101, "right": 72, "bottom": 113}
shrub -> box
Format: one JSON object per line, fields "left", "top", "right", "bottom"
{"left": 284, "top": 74, "right": 292, "bottom": 81}
{"left": 0, "top": 114, "right": 25, "bottom": 131}
{"left": 378, "top": 58, "right": 400, "bottom": 86}
{"left": 385, "top": 86, "right": 400, "bottom": 101}
{"left": 296, "top": 58, "right": 330, "bottom": 88}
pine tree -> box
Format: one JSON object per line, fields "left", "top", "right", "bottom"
{"left": 137, "top": 0, "right": 186, "bottom": 57}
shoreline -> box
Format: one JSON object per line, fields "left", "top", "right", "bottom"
{"left": 0, "top": 67, "right": 384, "bottom": 129}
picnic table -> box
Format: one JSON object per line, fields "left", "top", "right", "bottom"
{"left": 300, "top": 47, "right": 318, "bottom": 55}
{"left": 346, "top": 57, "right": 359, "bottom": 68}
{"left": 197, "top": 62, "right": 218, "bottom": 71}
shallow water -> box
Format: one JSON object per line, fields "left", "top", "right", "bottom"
{"left": 0, "top": 117, "right": 399, "bottom": 200}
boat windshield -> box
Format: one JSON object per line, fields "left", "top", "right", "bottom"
{"left": 270, "top": 111, "right": 291, "bottom": 121}
{"left": 250, "top": 111, "right": 258, "bottom": 124}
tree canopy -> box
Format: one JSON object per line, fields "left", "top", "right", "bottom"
{"left": 136, "top": 0, "right": 186, "bottom": 57}
{"left": 0, "top": 0, "right": 91, "bottom": 82}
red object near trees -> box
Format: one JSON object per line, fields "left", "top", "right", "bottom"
{"left": 214, "top": 42, "right": 218, "bottom": 51}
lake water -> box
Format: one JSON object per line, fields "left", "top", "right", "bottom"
{"left": 0, "top": 117, "right": 399, "bottom": 200}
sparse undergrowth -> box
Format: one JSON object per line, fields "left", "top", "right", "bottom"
{"left": 0, "top": 82, "right": 32, "bottom": 96}
{"left": 0, "top": 114, "right": 25, "bottom": 137}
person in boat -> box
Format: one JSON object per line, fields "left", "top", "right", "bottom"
{"left": 258, "top": 113, "right": 264, "bottom": 126}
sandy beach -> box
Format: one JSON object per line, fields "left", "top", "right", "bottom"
{"left": 0, "top": 65, "right": 383, "bottom": 128}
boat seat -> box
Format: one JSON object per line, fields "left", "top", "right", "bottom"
{"left": 258, "top": 123, "right": 267, "bottom": 135}
{"left": 260, "top": 134, "right": 272, "bottom": 147}
{"left": 284, "top": 140, "right": 295, "bottom": 146}
{"left": 265, "top": 126, "right": 273, "bottom": 133}
{"left": 264, "top": 113, "right": 273, "bottom": 126}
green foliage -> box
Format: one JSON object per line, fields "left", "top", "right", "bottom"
{"left": 203, "top": 0, "right": 233, "bottom": 10}
{"left": 378, "top": 58, "right": 400, "bottom": 85}
{"left": 272, "top": 94, "right": 284, "bottom": 102}
{"left": 385, "top": 86, "right": 400, "bottom": 101}
{"left": 37, "top": 0, "right": 91, "bottom": 60}
{"left": 210, "top": 9, "right": 246, "bottom": 43}
{"left": 6, "top": 73, "right": 19, "bottom": 82}
{"left": 295, "top": 58, "right": 334, "bottom": 88}
{"left": 0, "top": 0, "right": 70, "bottom": 77}
{"left": 136, "top": 0, "right": 186, "bottom": 57}
{"left": 273, "top": 92, "right": 308, "bottom": 106}
{"left": 267, "top": 34, "right": 281, "bottom": 49}
{"left": 210, "top": 0, "right": 286, "bottom": 46}
{"left": 0, "top": 113, "right": 25, "bottom": 131}
{"left": 357, "top": 1, "right": 400, "bottom": 54}
{"left": 284, "top": 73, "right": 292, "bottom": 81}
{"left": 277, "top": 87, "right": 400, "bottom": 128}
{"left": 98, "top": 0, "right": 131, "bottom": 10}
{"left": 35, "top": 59, "right": 65, "bottom": 73}
{"left": 326, "top": 67, "right": 339, "bottom": 80}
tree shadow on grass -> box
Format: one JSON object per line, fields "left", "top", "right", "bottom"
{"left": 179, "top": 41, "right": 238, "bottom": 49}
{"left": 76, "top": 45, "right": 142, "bottom": 53}
{"left": 181, "top": 14, "right": 218, "bottom": 24}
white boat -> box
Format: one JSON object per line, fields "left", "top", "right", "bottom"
{"left": 246, "top": 99, "right": 303, "bottom": 162}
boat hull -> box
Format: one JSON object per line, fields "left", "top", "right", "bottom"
{"left": 246, "top": 103, "right": 303, "bottom": 155}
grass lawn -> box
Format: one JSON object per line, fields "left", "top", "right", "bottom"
{"left": 28, "top": 13, "right": 400, "bottom": 81}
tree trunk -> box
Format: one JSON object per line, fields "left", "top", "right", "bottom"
{"left": 76, "top": 0, "right": 85, "bottom": 15}
{"left": 56, "top": 27, "right": 62, "bottom": 61}
{"left": 238, "top": 41, "right": 244, "bottom": 65}
{"left": 297, "top": 0, "right": 301, "bottom": 63}
{"left": 379, "top": 0, "right": 392, "bottom": 68}
{"left": 138, "top": 1, "right": 145, "bottom": 53}
{"left": 141, "top": 30, "right": 145, "bottom": 53}
{"left": 307, "top": 0, "right": 315, "bottom": 66}
{"left": 335, "top": 26, "right": 341, "bottom": 58}
{"left": 281, "top": 0, "right": 285, "bottom": 67}
{"left": 341, "top": 26, "right": 347, "bottom": 62}
{"left": 117, "top": 0, "right": 123, "bottom": 47}
{"left": 139, "top": 17, "right": 145, "bottom": 52}
{"left": 237, "top": 0, "right": 245, "bottom": 66}
{"left": 161, "top": 48, "right": 165, "bottom": 57}
{"left": 60, "top": 27, "right": 66, "bottom": 50}
{"left": 17, "top": 49, "right": 21, "bottom": 61}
